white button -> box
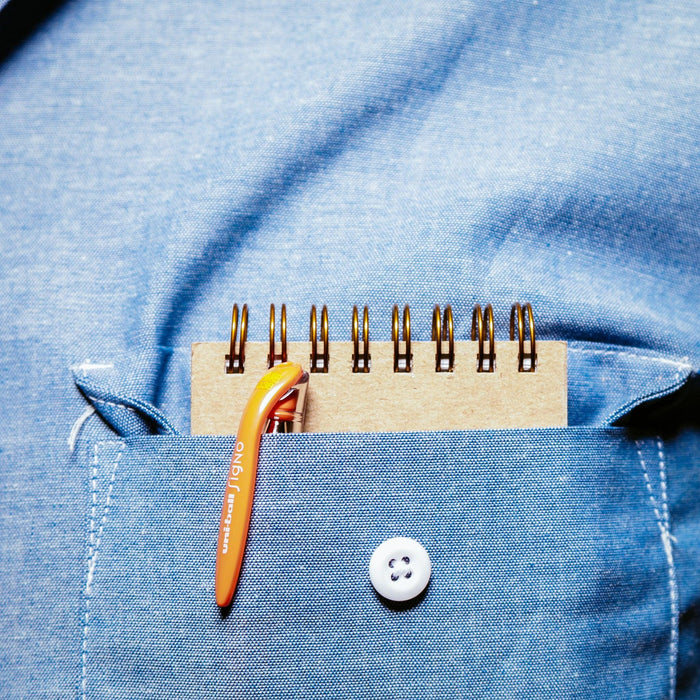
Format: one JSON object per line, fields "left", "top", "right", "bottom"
{"left": 369, "top": 537, "right": 431, "bottom": 602}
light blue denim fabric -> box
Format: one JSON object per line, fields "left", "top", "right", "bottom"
{"left": 0, "top": 1, "right": 698, "bottom": 698}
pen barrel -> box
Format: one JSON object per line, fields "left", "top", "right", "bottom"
{"left": 214, "top": 362, "right": 307, "bottom": 607}
{"left": 215, "top": 436, "right": 260, "bottom": 607}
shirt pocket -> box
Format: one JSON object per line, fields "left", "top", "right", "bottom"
{"left": 76, "top": 428, "right": 678, "bottom": 700}
{"left": 71, "top": 342, "right": 692, "bottom": 699}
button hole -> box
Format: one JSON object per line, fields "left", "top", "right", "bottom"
{"left": 402, "top": 556, "right": 410, "bottom": 564}
{"left": 388, "top": 558, "right": 396, "bottom": 568}
{"left": 391, "top": 573, "right": 400, "bottom": 581}
{"left": 404, "top": 571, "right": 412, "bottom": 579}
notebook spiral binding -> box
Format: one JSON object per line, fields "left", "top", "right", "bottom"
{"left": 226, "top": 302, "right": 538, "bottom": 375}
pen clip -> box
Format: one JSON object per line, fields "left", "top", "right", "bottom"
{"left": 215, "top": 362, "right": 308, "bottom": 607}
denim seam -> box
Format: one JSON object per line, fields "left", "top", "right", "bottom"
{"left": 79, "top": 441, "right": 125, "bottom": 700}
{"left": 71, "top": 363, "right": 115, "bottom": 374}
{"left": 87, "top": 396, "right": 140, "bottom": 414}
{"left": 656, "top": 437, "right": 679, "bottom": 700}
{"left": 568, "top": 348, "right": 692, "bottom": 368}
{"left": 603, "top": 360, "right": 690, "bottom": 426}
{"left": 75, "top": 375, "right": 180, "bottom": 435}
{"left": 635, "top": 438, "right": 678, "bottom": 700}
{"left": 84, "top": 390, "right": 178, "bottom": 433}
{"left": 569, "top": 348, "right": 691, "bottom": 426}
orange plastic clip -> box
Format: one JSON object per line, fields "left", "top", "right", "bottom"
{"left": 215, "top": 362, "right": 308, "bottom": 607}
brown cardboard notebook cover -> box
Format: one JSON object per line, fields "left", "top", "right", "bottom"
{"left": 191, "top": 341, "right": 567, "bottom": 434}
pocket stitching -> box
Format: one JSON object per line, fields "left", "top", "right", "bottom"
{"left": 79, "top": 440, "right": 125, "bottom": 700}
{"left": 635, "top": 437, "right": 679, "bottom": 700}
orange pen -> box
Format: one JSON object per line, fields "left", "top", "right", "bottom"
{"left": 215, "top": 362, "right": 308, "bottom": 607}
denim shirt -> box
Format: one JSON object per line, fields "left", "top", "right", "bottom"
{"left": 0, "top": 1, "right": 698, "bottom": 698}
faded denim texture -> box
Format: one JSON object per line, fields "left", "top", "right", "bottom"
{"left": 0, "top": 1, "right": 698, "bottom": 698}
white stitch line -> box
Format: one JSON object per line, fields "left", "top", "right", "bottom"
{"left": 636, "top": 441, "right": 665, "bottom": 525}
{"left": 657, "top": 437, "right": 679, "bottom": 699}
{"left": 83, "top": 395, "right": 178, "bottom": 436}
{"left": 68, "top": 407, "right": 96, "bottom": 453}
{"left": 656, "top": 439, "right": 672, "bottom": 531}
{"left": 80, "top": 441, "right": 125, "bottom": 700}
{"left": 87, "top": 396, "right": 139, "bottom": 414}
{"left": 568, "top": 348, "right": 692, "bottom": 371}
{"left": 636, "top": 439, "right": 678, "bottom": 700}
{"left": 86, "top": 445, "right": 99, "bottom": 567}
{"left": 71, "top": 362, "right": 115, "bottom": 374}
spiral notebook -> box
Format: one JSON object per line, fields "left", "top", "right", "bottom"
{"left": 191, "top": 302, "right": 567, "bottom": 433}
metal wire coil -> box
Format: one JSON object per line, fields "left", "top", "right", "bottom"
{"left": 268, "top": 303, "right": 287, "bottom": 368}
{"left": 471, "top": 303, "right": 495, "bottom": 372}
{"left": 225, "top": 303, "right": 248, "bottom": 374}
{"left": 392, "top": 305, "right": 412, "bottom": 372}
{"left": 432, "top": 304, "right": 454, "bottom": 372}
{"left": 352, "top": 305, "right": 371, "bottom": 373}
{"left": 309, "top": 304, "right": 329, "bottom": 373}
{"left": 224, "top": 302, "right": 538, "bottom": 373}
{"left": 510, "top": 302, "right": 537, "bottom": 372}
